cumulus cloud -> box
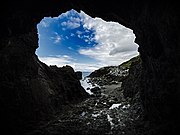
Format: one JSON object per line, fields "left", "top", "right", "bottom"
{"left": 79, "top": 11, "right": 139, "bottom": 66}
{"left": 39, "top": 56, "right": 71, "bottom": 66}
{"left": 72, "top": 63, "right": 105, "bottom": 72}
{"left": 38, "top": 9, "right": 139, "bottom": 72}
{"left": 61, "top": 20, "right": 80, "bottom": 29}
{"left": 60, "top": 10, "right": 81, "bottom": 30}
{"left": 39, "top": 55, "right": 103, "bottom": 72}
{"left": 38, "top": 17, "right": 52, "bottom": 27}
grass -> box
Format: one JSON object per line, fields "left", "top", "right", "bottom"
{"left": 119, "top": 55, "right": 141, "bottom": 69}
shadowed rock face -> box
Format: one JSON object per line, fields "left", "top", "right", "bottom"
{"left": 75, "top": 71, "right": 83, "bottom": 80}
{"left": 0, "top": 30, "right": 88, "bottom": 133}
{"left": 0, "top": 0, "right": 180, "bottom": 134}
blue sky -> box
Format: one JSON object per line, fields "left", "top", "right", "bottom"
{"left": 36, "top": 9, "right": 139, "bottom": 72}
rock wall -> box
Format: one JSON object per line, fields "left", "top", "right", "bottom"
{"left": 0, "top": 30, "right": 88, "bottom": 133}
{"left": 0, "top": 0, "right": 180, "bottom": 134}
{"left": 122, "top": 56, "right": 142, "bottom": 99}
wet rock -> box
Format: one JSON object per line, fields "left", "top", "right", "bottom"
{"left": 90, "top": 87, "right": 101, "bottom": 97}
{"left": 88, "top": 63, "right": 130, "bottom": 86}
{"left": 90, "top": 87, "right": 101, "bottom": 93}
{"left": 1, "top": 1, "right": 179, "bottom": 134}
{"left": 110, "top": 81, "right": 119, "bottom": 85}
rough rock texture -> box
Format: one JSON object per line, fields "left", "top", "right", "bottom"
{"left": 89, "top": 66, "right": 128, "bottom": 86}
{"left": 27, "top": 78, "right": 143, "bottom": 135}
{"left": 0, "top": 0, "right": 180, "bottom": 134}
{"left": 122, "top": 56, "right": 142, "bottom": 98}
{"left": 88, "top": 56, "right": 140, "bottom": 86}
{"left": 75, "top": 71, "right": 83, "bottom": 80}
{"left": 0, "top": 31, "right": 88, "bottom": 134}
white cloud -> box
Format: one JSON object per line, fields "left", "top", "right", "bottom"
{"left": 72, "top": 63, "right": 105, "bottom": 72}
{"left": 65, "top": 36, "right": 69, "bottom": 39}
{"left": 39, "top": 56, "right": 71, "bottom": 66}
{"left": 38, "top": 10, "right": 139, "bottom": 72}
{"left": 79, "top": 11, "right": 139, "bottom": 66}
{"left": 50, "top": 32, "right": 61, "bottom": 44}
{"left": 76, "top": 30, "right": 83, "bottom": 35}
{"left": 85, "top": 39, "right": 89, "bottom": 42}
{"left": 60, "top": 10, "right": 81, "bottom": 30}
{"left": 68, "top": 47, "right": 73, "bottom": 50}
{"left": 70, "top": 33, "right": 75, "bottom": 37}
{"left": 38, "top": 17, "right": 51, "bottom": 27}
{"left": 54, "top": 35, "right": 61, "bottom": 43}
{"left": 61, "top": 20, "right": 80, "bottom": 29}
{"left": 39, "top": 56, "right": 103, "bottom": 72}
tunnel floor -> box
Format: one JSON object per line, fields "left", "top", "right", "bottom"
{"left": 28, "top": 82, "right": 144, "bottom": 135}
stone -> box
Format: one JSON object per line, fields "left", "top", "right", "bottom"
{"left": 90, "top": 87, "right": 101, "bottom": 97}
{"left": 75, "top": 71, "right": 83, "bottom": 80}
{"left": 0, "top": 1, "right": 179, "bottom": 134}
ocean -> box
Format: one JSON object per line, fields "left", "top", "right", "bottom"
{"left": 80, "top": 72, "right": 93, "bottom": 95}
{"left": 82, "top": 72, "right": 91, "bottom": 78}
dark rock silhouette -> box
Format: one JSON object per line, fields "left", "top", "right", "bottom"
{"left": 0, "top": 0, "right": 179, "bottom": 134}
{"left": 90, "top": 86, "right": 101, "bottom": 97}
{"left": 75, "top": 71, "right": 83, "bottom": 80}
{"left": 122, "top": 56, "right": 142, "bottom": 98}
{"left": 0, "top": 31, "right": 88, "bottom": 133}
{"left": 88, "top": 56, "right": 138, "bottom": 85}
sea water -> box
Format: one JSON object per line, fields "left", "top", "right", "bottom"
{"left": 80, "top": 72, "right": 93, "bottom": 95}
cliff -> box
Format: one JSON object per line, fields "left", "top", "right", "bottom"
{"left": 0, "top": 31, "right": 88, "bottom": 133}
{"left": 88, "top": 56, "right": 140, "bottom": 85}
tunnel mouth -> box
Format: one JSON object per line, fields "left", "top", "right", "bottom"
{"left": 33, "top": 9, "right": 143, "bottom": 133}
{"left": 36, "top": 9, "right": 139, "bottom": 73}
{"left": 1, "top": 1, "right": 179, "bottom": 135}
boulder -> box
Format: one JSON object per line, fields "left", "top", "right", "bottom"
{"left": 75, "top": 71, "right": 83, "bottom": 80}
{"left": 90, "top": 87, "right": 101, "bottom": 97}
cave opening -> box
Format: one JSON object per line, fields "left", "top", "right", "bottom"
{"left": 34, "top": 9, "right": 142, "bottom": 132}
{"left": 36, "top": 9, "right": 139, "bottom": 73}
{"left": 1, "top": 1, "right": 179, "bottom": 134}
{"left": 36, "top": 8, "right": 140, "bottom": 97}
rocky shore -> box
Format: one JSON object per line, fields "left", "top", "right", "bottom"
{"left": 28, "top": 56, "right": 145, "bottom": 135}
{"left": 28, "top": 89, "right": 143, "bottom": 135}
{"left": 1, "top": 1, "right": 179, "bottom": 134}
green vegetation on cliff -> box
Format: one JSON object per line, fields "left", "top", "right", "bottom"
{"left": 88, "top": 55, "right": 141, "bottom": 86}
{"left": 119, "top": 55, "right": 141, "bottom": 69}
